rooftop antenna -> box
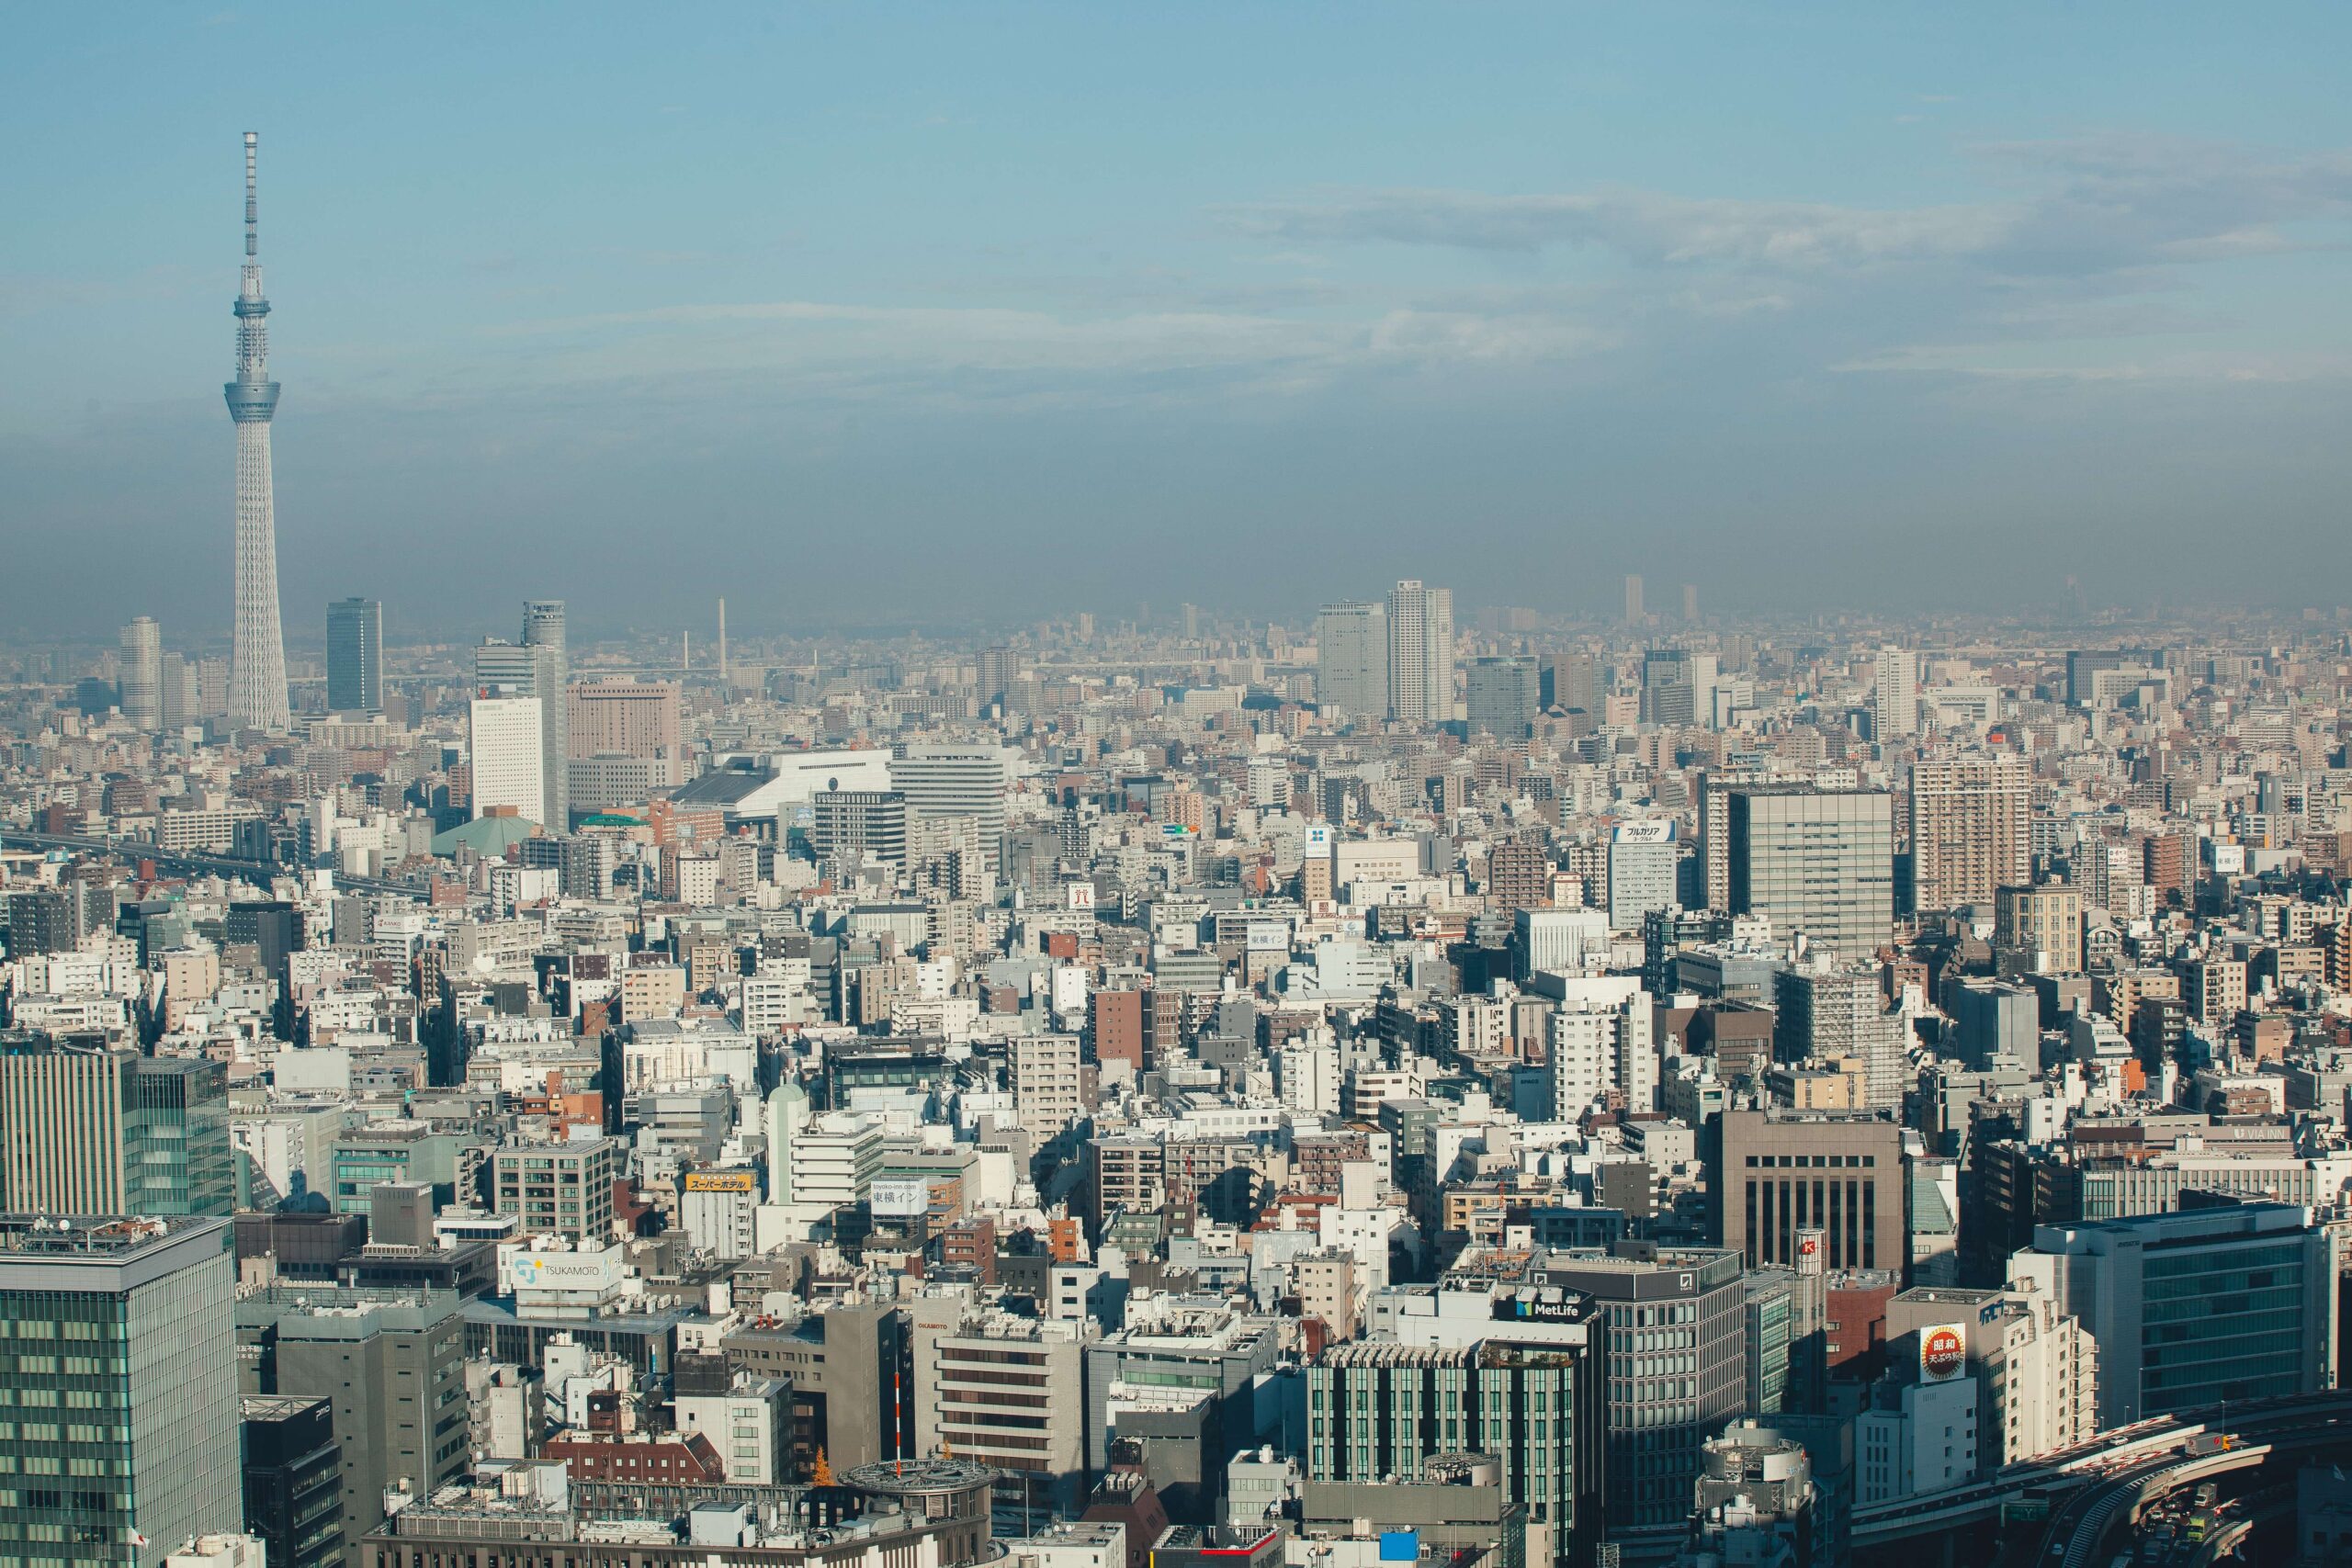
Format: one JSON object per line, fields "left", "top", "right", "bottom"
{"left": 244, "top": 130, "right": 259, "bottom": 262}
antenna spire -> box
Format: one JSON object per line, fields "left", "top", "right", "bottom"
{"left": 244, "top": 131, "right": 259, "bottom": 259}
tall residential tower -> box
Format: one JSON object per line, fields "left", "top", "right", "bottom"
{"left": 226, "top": 132, "right": 291, "bottom": 731}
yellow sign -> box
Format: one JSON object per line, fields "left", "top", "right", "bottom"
{"left": 685, "top": 1170, "right": 757, "bottom": 1193}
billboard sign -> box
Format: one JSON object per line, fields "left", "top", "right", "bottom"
{"left": 870, "top": 1177, "right": 931, "bottom": 1218}
{"left": 1921, "top": 1322, "right": 1968, "bottom": 1382}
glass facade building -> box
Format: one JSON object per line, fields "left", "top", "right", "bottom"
{"left": 0, "top": 1216, "right": 239, "bottom": 1568}
{"left": 324, "top": 597, "right": 381, "bottom": 715}
{"left": 0, "top": 1041, "right": 232, "bottom": 1220}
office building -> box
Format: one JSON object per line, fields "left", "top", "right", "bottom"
{"left": 240, "top": 1283, "right": 469, "bottom": 1552}
{"left": 0, "top": 1038, "right": 232, "bottom": 1216}
{"left": 1606, "top": 820, "right": 1679, "bottom": 931}
{"left": 1083, "top": 1301, "right": 1280, "bottom": 1516}
{"left": 240, "top": 1394, "right": 344, "bottom": 1568}
{"left": 1540, "top": 652, "right": 1599, "bottom": 717}
{"left": 0, "top": 1214, "right": 241, "bottom": 1568}
{"left": 1465, "top": 655, "right": 1539, "bottom": 739}
{"left": 469, "top": 692, "right": 546, "bottom": 826}
{"left": 492, "top": 1137, "right": 617, "bottom": 1245}
{"left": 1385, "top": 580, "right": 1454, "bottom": 725}
{"left": 224, "top": 133, "right": 290, "bottom": 731}
{"left": 325, "top": 597, "right": 382, "bottom": 714}
{"left": 1308, "top": 1319, "right": 1605, "bottom": 1568}
{"left": 1316, "top": 600, "right": 1386, "bottom": 721}
{"left": 1726, "top": 787, "right": 1894, "bottom": 963}
{"left": 1871, "top": 647, "right": 1917, "bottom": 739}
{"left": 1908, "top": 755, "right": 2030, "bottom": 914}
{"left": 1533, "top": 1246, "right": 1747, "bottom": 1529}
{"left": 913, "top": 1306, "right": 1091, "bottom": 1522}
{"left": 522, "top": 601, "right": 570, "bottom": 826}
{"left": 160, "top": 651, "right": 201, "bottom": 730}
{"left": 119, "top": 616, "right": 162, "bottom": 729}
{"left": 569, "top": 680, "right": 682, "bottom": 758}
{"left": 1715, "top": 1109, "right": 1905, "bottom": 1274}
{"left": 811, "top": 790, "right": 911, "bottom": 870}
{"left": 889, "top": 744, "right": 1013, "bottom": 873}
{"left": 1641, "top": 648, "right": 1696, "bottom": 728}
{"left": 2027, "top": 1201, "right": 2333, "bottom": 1428}
{"left": 1623, "top": 574, "right": 1644, "bottom": 624}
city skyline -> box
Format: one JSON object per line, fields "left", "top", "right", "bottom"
{"left": 7, "top": 4, "right": 2352, "bottom": 638}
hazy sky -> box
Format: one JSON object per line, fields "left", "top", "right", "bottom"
{"left": 5, "top": 4, "right": 2351, "bottom": 643}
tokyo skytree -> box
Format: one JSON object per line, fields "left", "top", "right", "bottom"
{"left": 225, "top": 130, "right": 290, "bottom": 731}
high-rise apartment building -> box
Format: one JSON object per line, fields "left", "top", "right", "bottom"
{"left": 1993, "top": 883, "right": 2084, "bottom": 974}
{"left": 1909, "top": 755, "right": 2030, "bottom": 913}
{"left": 119, "top": 617, "right": 162, "bottom": 729}
{"left": 225, "top": 134, "right": 290, "bottom": 732}
{"left": 325, "top": 597, "right": 381, "bottom": 714}
{"left": 1726, "top": 787, "right": 1895, "bottom": 963}
{"left": 1773, "top": 967, "right": 1907, "bottom": 1108}
{"left": 0, "top": 1037, "right": 232, "bottom": 1216}
{"left": 1385, "top": 580, "right": 1453, "bottom": 725}
{"left": 0, "top": 1215, "right": 241, "bottom": 1568}
{"left": 468, "top": 693, "right": 546, "bottom": 826}
{"left": 1465, "top": 655, "right": 1539, "bottom": 739}
{"left": 976, "top": 646, "right": 1019, "bottom": 710}
{"left": 1714, "top": 1109, "right": 1906, "bottom": 1274}
{"left": 1315, "top": 601, "right": 1387, "bottom": 721}
{"left": 1871, "top": 646, "right": 1917, "bottom": 739}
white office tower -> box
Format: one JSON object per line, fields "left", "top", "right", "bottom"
{"left": 1315, "top": 600, "right": 1386, "bottom": 720}
{"left": 119, "top": 616, "right": 163, "bottom": 729}
{"left": 889, "top": 742, "right": 1014, "bottom": 873}
{"left": 1872, "top": 645, "right": 1918, "bottom": 738}
{"left": 524, "top": 601, "right": 570, "bottom": 826}
{"left": 470, "top": 694, "right": 547, "bottom": 824}
{"left": 1385, "top": 579, "right": 1454, "bottom": 724}
{"left": 1550, "top": 990, "right": 1657, "bottom": 1117}
{"left": 224, "top": 132, "right": 290, "bottom": 731}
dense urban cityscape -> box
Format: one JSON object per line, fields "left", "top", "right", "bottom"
{"left": 13, "top": 11, "right": 2352, "bottom": 1568}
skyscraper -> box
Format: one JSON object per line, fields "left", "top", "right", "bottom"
{"left": 118, "top": 616, "right": 161, "bottom": 730}
{"left": 1464, "top": 654, "right": 1538, "bottom": 739}
{"left": 523, "top": 601, "right": 570, "bottom": 827}
{"left": 225, "top": 132, "right": 290, "bottom": 732}
{"left": 0, "top": 1215, "right": 241, "bottom": 1568}
{"left": 1314, "top": 600, "right": 1385, "bottom": 721}
{"left": 1623, "top": 573, "right": 1645, "bottom": 624}
{"left": 1727, "top": 786, "right": 1895, "bottom": 962}
{"left": 325, "top": 597, "right": 382, "bottom": 715}
{"left": 1385, "top": 579, "right": 1453, "bottom": 725}
{"left": 1871, "top": 645, "right": 1918, "bottom": 739}
{"left": 469, "top": 694, "right": 546, "bottom": 825}
{"left": 0, "top": 1038, "right": 233, "bottom": 1217}
{"left": 1908, "top": 754, "right": 2030, "bottom": 914}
